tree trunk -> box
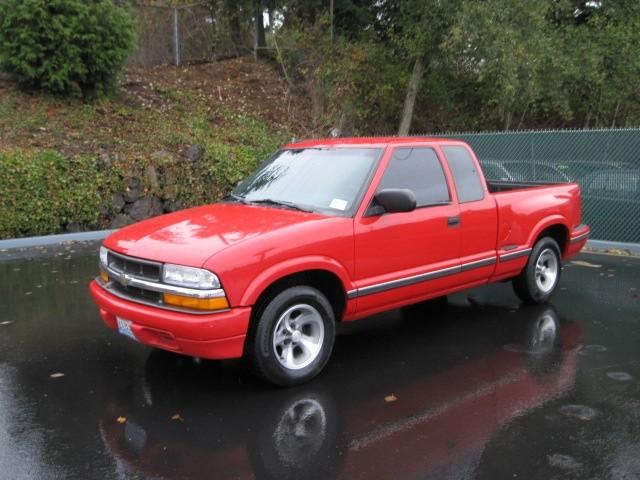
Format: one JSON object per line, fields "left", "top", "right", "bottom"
{"left": 329, "top": 0, "right": 334, "bottom": 42}
{"left": 226, "top": 0, "right": 243, "bottom": 57}
{"left": 611, "top": 100, "right": 622, "bottom": 128}
{"left": 398, "top": 56, "right": 425, "bottom": 136}
{"left": 254, "top": 0, "right": 266, "bottom": 58}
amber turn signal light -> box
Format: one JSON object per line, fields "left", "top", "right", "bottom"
{"left": 100, "top": 271, "right": 109, "bottom": 283}
{"left": 163, "top": 293, "right": 229, "bottom": 311}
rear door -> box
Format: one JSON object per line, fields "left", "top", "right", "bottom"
{"left": 353, "top": 146, "right": 461, "bottom": 314}
{"left": 440, "top": 145, "right": 498, "bottom": 283}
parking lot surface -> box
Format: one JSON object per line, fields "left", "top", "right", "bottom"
{"left": 1, "top": 245, "right": 639, "bottom": 480}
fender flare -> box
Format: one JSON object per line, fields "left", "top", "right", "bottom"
{"left": 239, "top": 255, "right": 354, "bottom": 306}
{"left": 526, "top": 215, "right": 570, "bottom": 250}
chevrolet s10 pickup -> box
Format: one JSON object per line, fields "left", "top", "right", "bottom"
{"left": 90, "top": 137, "right": 590, "bottom": 385}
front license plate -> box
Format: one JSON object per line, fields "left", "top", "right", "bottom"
{"left": 117, "top": 317, "right": 137, "bottom": 341}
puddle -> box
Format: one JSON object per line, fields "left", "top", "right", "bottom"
{"left": 579, "top": 344, "right": 608, "bottom": 355}
{"left": 559, "top": 405, "right": 599, "bottom": 420}
{"left": 607, "top": 372, "right": 634, "bottom": 382}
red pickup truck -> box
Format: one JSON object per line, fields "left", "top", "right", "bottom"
{"left": 90, "top": 137, "right": 589, "bottom": 385}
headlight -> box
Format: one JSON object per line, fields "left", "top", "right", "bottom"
{"left": 99, "top": 246, "right": 109, "bottom": 266}
{"left": 162, "top": 264, "right": 221, "bottom": 290}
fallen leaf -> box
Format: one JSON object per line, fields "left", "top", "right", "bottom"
{"left": 49, "top": 373, "right": 65, "bottom": 378}
{"left": 384, "top": 394, "right": 397, "bottom": 403}
{"left": 570, "top": 261, "right": 602, "bottom": 268}
{"left": 171, "top": 413, "right": 183, "bottom": 421}
{"left": 116, "top": 416, "right": 127, "bottom": 424}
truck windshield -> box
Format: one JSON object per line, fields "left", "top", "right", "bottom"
{"left": 232, "top": 147, "right": 382, "bottom": 216}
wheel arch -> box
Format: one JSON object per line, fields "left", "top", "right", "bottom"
{"left": 240, "top": 257, "right": 352, "bottom": 322}
{"left": 528, "top": 217, "right": 570, "bottom": 255}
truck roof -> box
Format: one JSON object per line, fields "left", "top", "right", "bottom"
{"left": 284, "top": 136, "right": 462, "bottom": 149}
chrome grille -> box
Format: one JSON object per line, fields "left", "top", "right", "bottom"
{"left": 107, "top": 251, "right": 161, "bottom": 282}
{"left": 111, "top": 283, "right": 162, "bottom": 303}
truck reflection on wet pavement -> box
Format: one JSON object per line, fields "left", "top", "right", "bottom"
{"left": 1, "top": 244, "right": 639, "bottom": 479}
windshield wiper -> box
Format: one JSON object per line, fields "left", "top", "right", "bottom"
{"left": 247, "top": 198, "right": 313, "bottom": 213}
{"left": 223, "top": 193, "right": 247, "bottom": 203}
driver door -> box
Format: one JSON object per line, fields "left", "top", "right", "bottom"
{"left": 353, "top": 146, "right": 461, "bottom": 314}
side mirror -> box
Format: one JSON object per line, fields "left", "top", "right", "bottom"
{"left": 372, "top": 188, "right": 416, "bottom": 214}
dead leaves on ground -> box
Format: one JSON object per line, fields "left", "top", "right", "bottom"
{"left": 571, "top": 260, "right": 602, "bottom": 268}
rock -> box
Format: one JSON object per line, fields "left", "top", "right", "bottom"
{"left": 186, "top": 144, "right": 204, "bottom": 162}
{"left": 151, "top": 150, "right": 173, "bottom": 163}
{"left": 65, "top": 222, "right": 84, "bottom": 233}
{"left": 111, "top": 193, "right": 125, "bottom": 212}
{"left": 160, "top": 167, "right": 178, "bottom": 199}
{"left": 110, "top": 214, "right": 134, "bottom": 229}
{"left": 129, "top": 196, "right": 163, "bottom": 221}
{"left": 163, "top": 199, "right": 183, "bottom": 213}
{"left": 144, "top": 165, "right": 160, "bottom": 191}
{"left": 98, "top": 153, "right": 112, "bottom": 170}
{"left": 123, "top": 177, "right": 142, "bottom": 203}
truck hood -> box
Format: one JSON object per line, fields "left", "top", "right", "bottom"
{"left": 103, "top": 203, "right": 326, "bottom": 267}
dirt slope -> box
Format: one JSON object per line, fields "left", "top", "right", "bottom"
{"left": 0, "top": 57, "right": 312, "bottom": 159}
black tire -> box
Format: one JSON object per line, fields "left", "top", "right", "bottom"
{"left": 247, "top": 286, "right": 336, "bottom": 386}
{"left": 512, "top": 237, "right": 562, "bottom": 304}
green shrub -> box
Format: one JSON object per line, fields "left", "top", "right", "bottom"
{"left": 0, "top": 150, "right": 110, "bottom": 238}
{"left": 0, "top": 111, "right": 286, "bottom": 239}
{"left": 162, "top": 111, "right": 287, "bottom": 207}
{"left": 0, "top": 0, "right": 135, "bottom": 98}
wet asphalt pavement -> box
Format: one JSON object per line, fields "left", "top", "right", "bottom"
{"left": 0, "top": 245, "right": 639, "bottom": 480}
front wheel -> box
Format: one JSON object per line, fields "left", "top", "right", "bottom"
{"left": 512, "top": 237, "right": 562, "bottom": 304}
{"left": 247, "top": 286, "right": 336, "bottom": 386}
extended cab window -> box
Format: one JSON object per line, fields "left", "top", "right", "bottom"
{"left": 442, "top": 146, "right": 484, "bottom": 203}
{"left": 378, "top": 147, "right": 450, "bottom": 207}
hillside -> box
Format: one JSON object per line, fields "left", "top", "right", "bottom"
{"left": 0, "top": 58, "right": 314, "bottom": 239}
{"left": 0, "top": 57, "right": 311, "bottom": 160}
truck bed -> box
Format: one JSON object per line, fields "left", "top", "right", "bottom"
{"left": 487, "top": 180, "right": 564, "bottom": 193}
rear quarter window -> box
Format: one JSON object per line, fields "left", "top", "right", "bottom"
{"left": 442, "top": 146, "right": 485, "bottom": 203}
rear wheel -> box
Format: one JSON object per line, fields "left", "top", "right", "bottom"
{"left": 513, "top": 237, "right": 562, "bottom": 304}
{"left": 247, "top": 286, "right": 336, "bottom": 386}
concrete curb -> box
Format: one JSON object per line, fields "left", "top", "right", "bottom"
{"left": 586, "top": 239, "right": 640, "bottom": 255}
{"left": 0, "top": 230, "right": 114, "bottom": 250}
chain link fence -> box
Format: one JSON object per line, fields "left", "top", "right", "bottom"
{"left": 433, "top": 129, "right": 640, "bottom": 243}
{"left": 128, "top": 2, "right": 238, "bottom": 67}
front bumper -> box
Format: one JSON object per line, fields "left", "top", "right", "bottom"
{"left": 89, "top": 280, "right": 251, "bottom": 359}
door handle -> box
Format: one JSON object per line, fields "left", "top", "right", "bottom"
{"left": 447, "top": 216, "right": 460, "bottom": 227}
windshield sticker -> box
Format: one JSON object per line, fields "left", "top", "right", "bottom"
{"left": 329, "top": 198, "right": 348, "bottom": 211}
